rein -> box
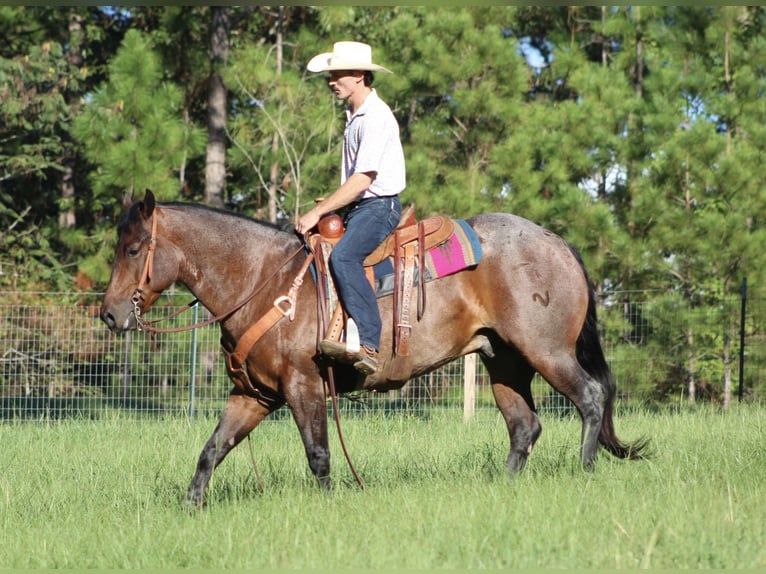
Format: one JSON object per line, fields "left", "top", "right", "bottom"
{"left": 131, "top": 209, "right": 309, "bottom": 335}
{"left": 129, "top": 208, "right": 364, "bottom": 489}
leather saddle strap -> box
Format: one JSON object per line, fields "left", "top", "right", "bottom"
{"left": 326, "top": 304, "right": 345, "bottom": 342}
{"left": 393, "top": 229, "right": 402, "bottom": 352}
{"left": 320, "top": 240, "right": 338, "bottom": 314}
{"left": 417, "top": 220, "right": 426, "bottom": 320}
{"left": 313, "top": 237, "right": 346, "bottom": 343}
{"left": 228, "top": 252, "right": 314, "bottom": 371}
{"left": 309, "top": 236, "right": 330, "bottom": 345}
{"left": 229, "top": 297, "right": 292, "bottom": 371}
{"left": 397, "top": 243, "right": 417, "bottom": 356}
{"left": 222, "top": 342, "right": 284, "bottom": 409}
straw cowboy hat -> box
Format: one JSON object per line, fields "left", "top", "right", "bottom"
{"left": 307, "top": 41, "right": 392, "bottom": 74}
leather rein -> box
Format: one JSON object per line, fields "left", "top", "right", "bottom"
{"left": 128, "top": 209, "right": 364, "bottom": 489}
{"left": 130, "top": 210, "right": 312, "bottom": 336}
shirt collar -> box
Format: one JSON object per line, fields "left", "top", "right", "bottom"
{"left": 346, "top": 88, "right": 379, "bottom": 122}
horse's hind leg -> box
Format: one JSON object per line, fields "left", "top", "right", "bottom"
{"left": 533, "top": 353, "right": 605, "bottom": 470}
{"left": 483, "top": 353, "right": 542, "bottom": 474}
{"left": 186, "top": 390, "right": 284, "bottom": 507}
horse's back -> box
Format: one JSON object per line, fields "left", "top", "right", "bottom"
{"left": 467, "top": 212, "right": 587, "bottom": 282}
{"left": 467, "top": 212, "right": 570, "bottom": 256}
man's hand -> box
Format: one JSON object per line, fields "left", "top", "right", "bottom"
{"left": 296, "top": 209, "right": 321, "bottom": 237}
{"left": 295, "top": 172, "right": 374, "bottom": 237}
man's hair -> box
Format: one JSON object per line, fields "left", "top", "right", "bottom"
{"left": 363, "top": 71, "right": 375, "bottom": 87}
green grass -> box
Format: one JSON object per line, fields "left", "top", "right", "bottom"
{"left": 1, "top": 404, "right": 764, "bottom": 568}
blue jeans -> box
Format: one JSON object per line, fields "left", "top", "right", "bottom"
{"left": 330, "top": 196, "right": 402, "bottom": 350}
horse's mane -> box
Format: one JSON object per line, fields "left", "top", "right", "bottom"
{"left": 167, "top": 201, "right": 290, "bottom": 231}
{"left": 118, "top": 198, "right": 291, "bottom": 236}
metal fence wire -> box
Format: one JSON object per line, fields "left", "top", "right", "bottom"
{"left": 1, "top": 291, "right": 763, "bottom": 420}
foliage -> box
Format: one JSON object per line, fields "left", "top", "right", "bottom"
{"left": 0, "top": 200, "right": 70, "bottom": 291}
{"left": 71, "top": 29, "right": 205, "bottom": 203}
{"left": 3, "top": 6, "right": 766, "bottom": 403}
{"left": 69, "top": 29, "right": 205, "bottom": 283}
{"left": 223, "top": 23, "right": 338, "bottom": 223}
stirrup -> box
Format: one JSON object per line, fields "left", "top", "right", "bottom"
{"left": 319, "top": 339, "right": 356, "bottom": 363}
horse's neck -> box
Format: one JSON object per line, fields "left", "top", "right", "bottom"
{"left": 162, "top": 206, "right": 299, "bottom": 317}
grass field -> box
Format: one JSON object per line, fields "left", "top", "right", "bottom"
{"left": 1, "top": 403, "right": 764, "bottom": 569}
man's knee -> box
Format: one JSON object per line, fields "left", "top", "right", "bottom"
{"left": 328, "top": 248, "right": 359, "bottom": 271}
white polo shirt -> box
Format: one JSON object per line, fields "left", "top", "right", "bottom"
{"left": 342, "top": 89, "right": 406, "bottom": 200}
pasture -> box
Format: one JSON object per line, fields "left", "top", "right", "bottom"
{"left": 1, "top": 405, "right": 764, "bottom": 569}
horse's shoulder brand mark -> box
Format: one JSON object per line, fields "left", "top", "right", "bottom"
{"left": 532, "top": 291, "right": 550, "bottom": 307}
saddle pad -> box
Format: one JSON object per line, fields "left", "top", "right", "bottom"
{"left": 424, "top": 218, "right": 482, "bottom": 279}
{"left": 373, "top": 219, "right": 482, "bottom": 297}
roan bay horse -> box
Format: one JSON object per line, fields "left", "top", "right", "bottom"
{"left": 100, "top": 190, "right": 646, "bottom": 506}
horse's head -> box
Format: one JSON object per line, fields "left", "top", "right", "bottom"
{"left": 100, "top": 190, "right": 177, "bottom": 333}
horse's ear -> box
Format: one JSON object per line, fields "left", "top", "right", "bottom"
{"left": 122, "top": 192, "right": 133, "bottom": 210}
{"left": 142, "top": 189, "right": 156, "bottom": 217}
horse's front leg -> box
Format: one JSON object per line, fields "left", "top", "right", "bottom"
{"left": 284, "top": 372, "right": 332, "bottom": 489}
{"left": 186, "top": 389, "right": 284, "bottom": 507}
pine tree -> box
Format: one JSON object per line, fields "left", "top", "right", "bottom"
{"left": 0, "top": 7, "right": 92, "bottom": 290}
{"left": 70, "top": 28, "right": 205, "bottom": 283}
{"left": 635, "top": 7, "right": 766, "bottom": 403}
{"left": 383, "top": 7, "right": 529, "bottom": 218}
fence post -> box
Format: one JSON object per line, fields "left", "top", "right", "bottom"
{"left": 188, "top": 302, "right": 199, "bottom": 418}
{"left": 463, "top": 353, "right": 476, "bottom": 422}
{"left": 738, "top": 277, "right": 747, "bottom": 402}
{"left": 121, "top": 331, "right": 132, "bottom": 400}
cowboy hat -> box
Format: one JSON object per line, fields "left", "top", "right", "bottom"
{"left": 307, "top": 41, "right": 392, "bottom": 74}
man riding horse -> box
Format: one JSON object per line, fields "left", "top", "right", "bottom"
{"left": 295, "top": 41, "right": 406, "bottom": 376}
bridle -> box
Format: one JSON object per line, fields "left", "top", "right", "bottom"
{"left": 126, "top": 207, "right": 364, "bottom": 489}
{"left": 129, "top": 208, "right": 312, "bottom": 335}
{"left": 131, "top": 211, "right": 159, "bottom": 326}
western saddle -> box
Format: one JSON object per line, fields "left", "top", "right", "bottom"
{"left": 308, "top": 204, "right": 454, "bottom": 364}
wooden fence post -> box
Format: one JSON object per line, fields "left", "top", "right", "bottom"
{"left": 463, "top": 353, "right": 476, "bottom": 422}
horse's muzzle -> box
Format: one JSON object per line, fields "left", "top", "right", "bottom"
{"left": 100, "top": 302, "right": 138, "bottom": 333}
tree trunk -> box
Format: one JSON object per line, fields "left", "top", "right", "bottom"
{"left": 723, "top": 333, "right": 732, "bottom": 409}
{"left": 724, "top": 16, "right": 732, "bottom": 156}
{"left": 58, "top": 163, "right": 76, "bottom": 229}
{"left": 634, "top": 6, "right": 643, "bottom": 98}
{"left": 58, "top": 10, "right": 83, "bottom": 230}
{"left": 267, "top": 6, "right": 285, "bottom": 223}
{"left": 205, "top": 6, "right": 230, "bottom": 208}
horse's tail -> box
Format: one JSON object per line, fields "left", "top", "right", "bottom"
{"left": 569, "top": 245, "right": 649, "bottom": 461}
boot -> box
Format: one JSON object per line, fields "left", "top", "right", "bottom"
{"left": 353, "top": 345, "right": 378, "bottom": 375}
{"left": 319, "top": 339, "right": 378, "bottom": 375}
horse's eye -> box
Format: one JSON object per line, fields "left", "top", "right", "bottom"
{"left": 127, "top": 245, "right": 140, "bottom": 258}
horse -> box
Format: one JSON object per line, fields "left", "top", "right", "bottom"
{"left": 100, "top": 190, "right": 646, "bottom": 506}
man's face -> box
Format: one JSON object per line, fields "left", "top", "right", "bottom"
{"left": 326, "top": 70, "right": 364, "bottom": 100}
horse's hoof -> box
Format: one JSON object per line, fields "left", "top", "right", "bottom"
{"left": 181, "top": 494, "right": 204, "bottom": 511}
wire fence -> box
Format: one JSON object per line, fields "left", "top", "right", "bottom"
{"left": 1, "top": 289, "right": 763, "bottom": 421}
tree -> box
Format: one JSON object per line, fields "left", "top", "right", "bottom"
{"left": 205, "top": 6, "right": 230, "bottom": 208}
{"left": 381, "top": 7, "right": 529, "bottom": 218}
{"left": 0, "top": 7, "right": 87, "bottom": 289}
{"left": 70, "top": 28, "right": 205, "bottom": 283}
{"left": 222, "top": 6, "right": 338, "bottom": 223}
